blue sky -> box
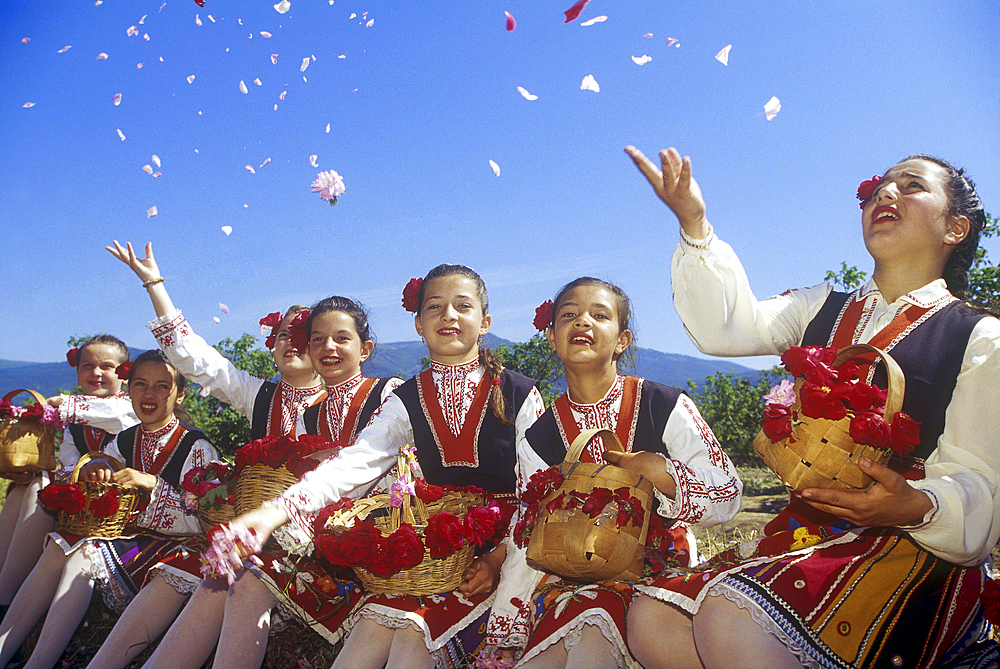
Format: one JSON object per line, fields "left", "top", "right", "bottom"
{"left": 2, "top": 1, "right": 998, "bottom": 370}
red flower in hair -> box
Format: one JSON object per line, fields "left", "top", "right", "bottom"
{"left": 115, "top": 361, "right": 132, "bottom": 381}
{"left": 287, "top": 311, "right": 310, "bottom": 352}
{"left": 401, "top": 278, "right": 422, "bottom": 313}
{"left": 259, "top": 311, "right": 282, "bottom": 333}
{"left": 857, "top": 175, "right": 882, "bottom": 209}
{"left": 66, "top": 347, "right": 79, "bottom": 367}
{"left": 533, "top": 300, "right": 554, "bottom": 331}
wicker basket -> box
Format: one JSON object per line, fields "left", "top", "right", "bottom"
{"left": 56, "top": 452, "right": 143, "bottom": 538}
{"left": 753, "top": 344, "right": 902, "bottom": 492}
{"left": 0, "top": 389, "right": 57, "bottom": 474}
{"left": 198, "top": 502, "right": 236, "bottom": 534}
{"left": 323, "top": 452, "right": 484, "bottom": 596}
{"left": 234, "top": 463, "right": 299, "bottom": 515}
{"left": 526, "top": 429, "right": 654, "bottom": 583}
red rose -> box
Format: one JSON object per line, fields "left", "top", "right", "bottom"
{"left": 66, "top": 347, "right": 79, "bottom": 367}
{"left": 260, "top": 435, "right": 296, "bottom": 469}
{"left": 857, "top": 175, "right": 882, "bottom": 209}
{"left": 0, "top": 399, "right": 14, "bottom": 418}
{"left": 89, "top": 488, "right": 120, "bottom": 518}
{"left": 414, "top": 478, "right": 444, "bottom": 503}
{"left": 382, "top": 524, "right": 425, "bottom": 571}
{"left": 314, "top": 533, "right": 349, "bottom": 567}
{"left": 645, "top": 514, "right": 667, "bottom": 548}
{"left": 337, "top": 522, "right": 383, "bottom": 566}
{"left": 830, "top": 378, "right": 887, "bottom": 413}
{"left": 259, "top": 311, "right": 282, "bottom": 331}
{"left": 209, "top": 462, "right": 231, "bottom": 480}
{"left": 115, "top": 361, "right": 132, "bottom": 381}
{"left": 533, "top": 300, "right": 553, "bottom": 331}
{"left": 464, "top": 507, "right": 498, "bottom": 547}
{"left": 39, "top": 483, "right": 87, "bottom": 515}
{"left": 581, "top": 487, "right": 614, "bottom": 518}
{"left": 401, "top": 277, "right": 423, "bottom": 313}
{"left": 286, "top": 454, "right": 320, "bottom": 478}
{"left": 424, "top": 512, "right": 465, "bottom": 558}
{"left": 849, "top": 409, "right": 891, "bottom": 450}
{"left": 980, "top": 578, "right": 1000, "bottom": 625}
{"left": 762, "top": 404, "right": 795, "bottom": 442}
{"left": 264, "top": 333, "right": 276, "bottom": 350}
{"left": 781, "top": 346, "right": 839, "bottom": 386}
{"left": 287, "top": 311, "right": 310, "bottom": 352}
{"left": 297, "top": 434, "right": 339, "bottom": 455}
{"left": 20, "top": 402, "right": 44, "bottom": 421}
{"left": 799, "top": 381, "right": 849, "bottom": 421}
{"left": 888, "top": 412, "right": 921, "bottom": 457}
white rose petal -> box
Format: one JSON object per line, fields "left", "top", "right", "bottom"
{"left": 112, "top": 93, "right": 122, "bottom": 106}
{"left": 57, "top": 45, "right": 71, "bottom": 53}
{"left": 152, "top": 154, "right": 161, "bottom": 168}
{"left": 97, "top": 52, "right": 108, "bottom": 60}
{"left": 147, "top": 206, "right": 158, "bottom": 218}
{"left": 580, "top": 74, "right": 600, "bottom": 92}
{"left": 764, "top": 96, "right": 781, "bottom": 121}
{"left": 309, "top": 154, "right": 318, "bottom": 167}
{"left": 580, "top": 16, "right": 607, "bottom": 26}
{"left": 715, "top": 44, "right": 732, "bottom": 66}
{"left": 489, "top": 160, "right": 500, "bottom": 177}
{"left": 245, "top": 165, "right": 255, "bottom": 174}
{"left": 516, "top": 86, "right": 538, "bottom": 101}
{"left": 187, "top": 74, "right": 195, "bottom": 83}
{"left": 274, "top": 0, "right": 290, "bottom": 14}
{"left": 300, "top": 57, "right": 310, "bottom": 72}
{"left": 221, "top": 226, "right": 233, "bottom": 236}
{"left": 631, "top": 54, "right": 652, "bottom": 65}
{"left": 219, "top": 303, "right": 229, "bottom": 314}
{"left": 142, "top": 165, "right": 153, "bottom": 174}
{"left": 116, "top": 128, "right": 126, "bottom": 141}
{"left": 239, "top": 80, "right": 248, "bottom": 94}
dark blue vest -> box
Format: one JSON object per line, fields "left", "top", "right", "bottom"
{"left": 302, "top": 378, "right": 395, "bottom": 441}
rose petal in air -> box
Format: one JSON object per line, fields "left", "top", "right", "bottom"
{"left": 208, "top": 15, "right": 215, "bottom": 22}
{"left": 239, "top": 80, "right": 248, "bottom": 94}
{"left": 112, "top": 93, "right": 122, "bottom": 106}
{"left": 187, "top": 75, "right": 195, "bottom": 83}
{"left": 116, "top": 128, "right": 126, "bottom": 141}
{"left": 505, "top": 11, "right": 515, "bottom": 31}
{"left": 142, "top": 165, "right": 153, "bottom": 174}
{"left": 245, "top": 165, "right": 255, "bottom": 174}
{"left": 152, "top": 172, "right": 161, "bottom": 177}
{"left": 517, "top": 86, "right": 538, "bottom": 101}
{"left": 715, "top": 44, "right": 731, "bottom": 66}
{"left": 338, "top": 54, "right": 345, "bottom": 59}
{"left": 147, "top": 206, "right": 158, "bottom": 217}
{"left": 219, "top": 303, "right": 229, "bottom": 313}
{"left": 139, "top": 15, "right": 147, "bottom": 24}
{"left": 349, "top": 13, "right": 356, "bottom": 19}
{"left": 279, "top": 91, "right": 286, "bottom": 100}
{"left": 195, "top": 14, "right": 202, "bottom": 26}
{"left": 563, "top": 0, "right": 590, "bottom": 23}
{"left": 221, "top": 226, "right": 233, "bottom": 236}
{"left": 260, "top": 158, "right": 271, "bottom": 167}
{"left": 581, "top": 16, "right": 607, "bottom": 26}
{"left": 325, "top": 123, "right": 330, "bottom": 133}
{"left": 143, "top": 33, "right": 150, "bottom": 41}
{"left": 489, "top": 160, "right": 500, "bottom": 177}
{"left": 366, "top": 18, "right": 374, "bottom": 27}
{"left": 580, "top": 74, "right": 599, "bottom": 92}
{"left": 213, "top": 317, "right": 220, "bottom": 324}
{"left": 152, "top": 154, "right": 161, "bottom": 167}
{"left": 274, "top": 0, "right": 290, "bottom": 14}
{"left": 97, "top": 53, "right": 108, "bottom": 60}
{"left": 136, "top": 62, "right": 143, "bottom": 68}
{"left": 254, "top": 78, "right": 262, "bottom": 85}
{"left": 271, "top": 54, "right": 278, "bottom": 64}
{"left": 310, "top": 154, "right": 318, "bottom": 167}
{"left": 22, "top": 102, "right": 35, "bottom": 108}
{"left": 643, "top": 33, "right": 652, "bottom": 38}
{"left": 21, "top": 38, "right": 30, "bottom": 44}
{"left": 57, "top": 45, "right": 71, "bottom": 53}
{"left": 128, "top": 26, "right": 138, "bottom": 36}
{"left": 260, "top": 31, "right": 272, "bottom": 38}
{"left": 764, "top": 96, "right": 781, "bottom": 121}
{"left": 159, "top": 2, "right": 166, "bottom": 11}
{"left": 666, "top": 37, "right": 679, "bottom": 47}
{"left": 300, "top": 57, "right": 310, "bottom": 72}
{"left": 631, "top": 55, "right": 652, "bottom": 65}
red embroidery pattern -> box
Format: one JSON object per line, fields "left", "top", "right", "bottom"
{"left": 556, "top": 376, "right": 640, "bottom": 463}
{"left": 430, "top": 359, "right": 481, "bottom": 437}
{"left": 266, "top": 380, "right": 325, "bottom": 437}
{"left": 150, "top": 312, "right": 191, "bottom": 349}
{"left": 417, "top": 367, "right": 491, "bottom": 468}
{"left": 318, "top": 375, "right": 376, "bottom": 443}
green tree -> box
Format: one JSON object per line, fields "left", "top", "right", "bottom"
{"left": 824, "top": 261, "right": 868, "bottom": 291}
{"left": 967, "top": 212, "right": 999, "bottom": 310}
{"left": 494, "top": 333, "right": 564, "bottom": 407}
{"left": 686, "top": 366, "right": 786, "bottom": 465}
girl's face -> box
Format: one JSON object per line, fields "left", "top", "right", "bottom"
{"left": 414, "top": 275, "right": 491, "bottom": 365}
{"left": 272, "top": 313, "right": 314, "bottom": 378}
{"left": 862, "top": 158, "right": 970, "bottom": 269}
{"left": 77, "top": 344, "right": 125, "bottom": 397}
{"left": 548, "top": 285, "right": 632, "bottom": 372}
{"left": 308, "top": 310, "right": 374, "bottom": 386}
{"left": 128, "top": 361, "right": 184, "bottom": 431}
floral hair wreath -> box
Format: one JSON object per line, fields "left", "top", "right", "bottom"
{"left": 402, "top": 277, "right": 422, "bottom": 313}
{"left": 857, "top": 175, "right": 882, "bottom": 210}
{"left": 533, "top": 300, "right": 553, "bottom": 331}
{"left": 259, "top": 311, "right": 283, "bottom": 350}
{"left": 116, "top": 361, "right": 133, "bottom": 381}
{"left": 66, "top": 347, "right": 79, "bottom": 368}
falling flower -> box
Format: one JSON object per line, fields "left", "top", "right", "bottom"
{"left": 219, "top": 303, "right": 229, "bottom": 313}
{"left": 260, "top": 158, "right": 271, "bottom": 167}
{"left": 239, "top": 80, "right": 248, "bottom": 94}
{"left": 139, "top": 14, "right": 147, "bottom": 23}
{"left": 631, "top": 55, "right": 652, "bottom": 65}
{"left": 221, "top": 226, "right": 233, "bottom": 236}
{"left": 279, "top": 91, "right": 286, "bottom": 100}
{"left": 260, "top": 31, "right": 272, "bottom": 38}
{"left": 57, "top": 45, "right": 72, "bottom": 53}
{"left": 563, "top": 0, "right": 590, "bottom": 23}
{"left": 715, "top": 44, "right": 732, "bottom": 66}
{"left": 147, "top": 206, "right": 158, "bottom": 217}
{"left": 195, "top": 14, "right": 202, "bottom": 26}
{"left": 274, "top": 0, "right": 290, "bottom": 13}
{"left": 116, "top": 128, "right": 126, "bottom": 141}
{"left": 517, "top": 86, "right": 538, "bottom": 101}
{"left": 349, "top": 12, "right": 356, "bottom": 19}
{"left": 580, "top": 16, "right": 607, "bottom": 26}
{"left": 142, "top": 165, "right": 153, "bottom": 174}
{"left": 152, "top": 155, "right": 161, "bottom": 168}
{"left": 208, "top": 14, "right": 215, "bottom": 22}
{"left": 764, "top": 96, "right": 781, "bottom": 121}
{"left": 309, "top": 154, "right": 318, "bottom": 167}
{"left": 270, "top": 54, "right": 278, "bottom": 64}
{"left": 325, "top": 123, "right": 331, "bottom": 133}
{"left": 580, "top": 74, "right": 600, "bottom": 92}
{"left": 245, "top": 165, "right": 255, "bottom": 174}
{"left": 22, "top": 102, "right": 35, "bottom": 108}
{"left": 505, "top": 11, "right": 516, "bottom": 31}
{"left": 366, "top": 18, "right": 374, "bottom": 26}
{"left": 312, "top": 170, "right": 345, "bottom": 205}
{"left": 136, "top": 62, "right": 143, "bottom": 68}
{"left": 112, "top": 93, "right": 122, "bottom": 106}
{"left": 337, "top": 54, "right": 345, "bottom": 59}
{"left": 143, "top": 33, "right": 150, "bottom": 41}
{"left": 97, "top": 52, "right": 108, "bottom": 60}
{"left": 666, "top": 37, "right": 679, "bottom": 47}
{"left": 152, "top": 172, "right": 162, "bottom": 177}
{"left": 187, "top": 74, "right": 195, "bottom": 83}
{"left": 489, "top": 160, "right": 500, "bottom": 177}
{"left": 300, "top": 57, "right": 310, "bottom": 72}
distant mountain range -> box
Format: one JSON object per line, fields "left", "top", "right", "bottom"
{"left": 0, "top": 335, "right": 761, "bottom": 400}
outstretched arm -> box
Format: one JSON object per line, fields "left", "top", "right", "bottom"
{"left": 106, "top": 240, "right": 176, "bottom": 319}
{"left": 625, "top": 145, "right": 710, "bottom": 240}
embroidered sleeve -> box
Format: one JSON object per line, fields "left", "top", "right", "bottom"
{"left": 59, "top": 394, "right": 138, "bottom": 433}
{"left": 137, "top": 438, "right": 218, "bottom": 536}
{"left": 147, "top": 310, "right": 265, "bottom": 419}
{"left": 653, "top": 394, "right": 742, "bottom": 526}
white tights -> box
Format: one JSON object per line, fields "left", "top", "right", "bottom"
{"left": 517, "top": 624, "right": 619, "bottom": 669}
{"left": 0, "top": 477, "right": 56, "bottom": 605}
{"left": 0, "top": 541, "right": 94, "bottom": 669}
{"left": 331, "top": 618, "right": 435, "bottom": 669}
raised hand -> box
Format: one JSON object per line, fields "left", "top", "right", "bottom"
{"left": 106, "top": 240, "right": 160, "bottom": 284}
{"left": 624, "top": 145, "right": 710, "bottom": 240}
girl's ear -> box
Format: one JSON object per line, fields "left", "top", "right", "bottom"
{"left": 175, "top": 387, "right": 187, "bottom": 404}
{"left": 414, "top": 314, "right": 424, "bottom": 338}
{"left": 479, "top": 314, "right": 492, "bottom": 338}
{"left": 615, "top": 329, "right": 633, "bottom": 356}
{"left": 360, "top": 340, "right": 375, "bottom": 363}
{"left": 546, "top": 325, "right": 556, "bottom": 351}
{"left": 944, "top": 214, "right": 971, "bottom": 247}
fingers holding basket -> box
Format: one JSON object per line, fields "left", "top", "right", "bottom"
{"left": 112, "top": 467, "right": 159, "bottom": 492}
{"left": 79, "top": 462, "right": 115, "bottom": 483}
{"left": 458, "top": 544, "right": 506, "bottom": 597}
{"left": 603, "top": 450, "right": 676, "bottom": 499}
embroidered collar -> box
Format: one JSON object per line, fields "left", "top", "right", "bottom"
{"left": 141, "top": 415, "right": 179, "bottom": 441}
{"left": 325, "top": 372, "right": 364, "bottom": 402}
{"left": 430, "top": 358, "right": 480, "bottom": 379}
{"left": 567, "top": 374, "right": 624, "bottom": 415}
{"left": 279, "top": 378, "right": 324, "bottom": 400}
{"left": 857, "top": 278, "right": 953, "bottom": 309}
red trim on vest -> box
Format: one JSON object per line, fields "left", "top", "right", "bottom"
{"left": 319, "top": 377, "right": 378, "bottom": 443}
{"left": 416, "top": 369, "right": 491, "bottom": 467}
{"left": 137, "top": 426, "right": 186, "bottom": 477}
{"left": 552, "top": 376, "right": 641, "bottom": 463}
{"left": 84, "top": 426, "right": 109, "bottom": 452}
{"left": 268, "top": 384, "right": 326, "bottom": 437}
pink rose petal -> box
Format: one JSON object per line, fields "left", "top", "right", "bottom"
{"left": 271, "top": 54, "right": 278, "bottom": 64}
{"left": 309, "top": 154, "right": 318, "bottom": 167}
{"left": 195, "top": 14, "right": 202, "bottom": 26}
{"left": 127, "top": 26, "right": 138, "bottom": 36}
{"left": 112, "top": 93, "right": 122, "bottom": 106}
{"left": 57, "top": 45, "right": 71, "bottom": 53}
{"left": 187, "top": 74, "right": 195, "bottom": 83}
{"left": 21, "top": 38, "right": 30, "bottom": 44}
{"left": 489, "top": 160, "right": 500, "bottom": 177}
{"left": 279, "top": 91, "right": 286, "bottom": 100}
{"left": 563, "top": 0, "right": 590, "bottom": 23}
{"left": 213, "top": 316, "right": 220, "bottom": 324}
{"left": 219, "top": 303, "right": 229, "bottom": 313}
{"left": 666, "top": 37, "right": 679, "bottom": 48}
{"left": 22, "top": 102, "right": 35, "bottom": 108}
{"left": 643, "top": 33, "right": 653, "bottom": 38}
{"left": 505, "top": 11, "right": 516, "bottom": 31}
{"left": 97, "top": 52, "right": 108, "bottom": 60}
{"left": 366, "top": 18, "right": 374, "bottom": 27}
{"left": 260, "top": 31, "right": 272, "bottom": 38}
{"left": 245, "top": 165, "right": 255, "bottom": 174}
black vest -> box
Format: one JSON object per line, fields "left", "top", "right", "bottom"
{"left": 249, "top": 381, "right": 279, "bottom": 440}
{"left": 302, "top": 378, "right": 395, "bottom": 441}
{"left": 68, "top": 424, "right": 115, "bottom": 456}
{"left": 394, "top": 370, "right": 537, "bottom": 493}
{"left": 802, "top": 291, "right": 986, "bottom": 459}
{"left": 114, "top": 424, "right": 206, "bottom": 489}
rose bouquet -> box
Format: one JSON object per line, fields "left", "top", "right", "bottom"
{"left": 754, "top": 344, "right": 920, "bottom": 491}
{"left": 37, "top": 452, "right": 143, "bottom": 537}
{"left": 182, "top": 460, "right": 238, "bottom": 530}
{"left": 233, "top": 434, "right": 343, "bottom": 515}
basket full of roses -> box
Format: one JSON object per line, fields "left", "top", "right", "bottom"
{"left": 312, "top": 448, "right": 502, "bottom": 596}
{"left": 38, "top": 452, "right": 143, "bottom": 538}
{"left": 181, "top": 461, "right": 238, "bottom": 532}
{"left": 233, "top": 434, "right": 343, "bottom": 515}
{"left": 0, "top": 389, "right": 62, "bottom": 474}
{"left": 753, "top": 343, "right": 920, "bottom": 492}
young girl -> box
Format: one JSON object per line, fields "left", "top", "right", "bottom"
{"left": 134, "top": 296, "right": 402, "bottom": 669}
{"left": 486, "top": 278, "right": 742, "bottom": 669}
{"left": 623, "top": 145, "right": 999, "bottom": 668}
{"left": 0, "top": 335, "right": 137, "bottom": 616}
{"left": 0, "top": 350, "right": 218, "bottom": 669}
{"left": 86, "top": 241, "right": 326, "bottom": 669}
{"left": 224, "top": 264, "right": 546, "bottom": 669}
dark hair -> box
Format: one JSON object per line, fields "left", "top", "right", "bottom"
{"left": 129, "top": 350, "right": 191, "bottom": 422}
{"left": 902, "top": 155, "right": 986, "bottom": 300}
{"left": 416, "top": 264, "right": 509, "bottom": 426}
{"left": 79, "top": 334, "right": 130, "bottom": 365}
{"left": 552, "top": 277, "right": 636, "bottom": 370}
{"left": 279, "top": 305, "right": 310, "bottom": 329}
{"left": 306, "top": 295, "right": 375, "bottom": 350}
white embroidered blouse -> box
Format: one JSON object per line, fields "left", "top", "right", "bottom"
{"left": 55, "top": 392, "right": 139, "bottom": 478}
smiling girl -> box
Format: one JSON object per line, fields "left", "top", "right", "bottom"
{"left": 0, "top": 350, "right": 217, "bottom": 669}
{"left": 623, "top": 145, "right": 1000, "bottom": 668}
{"left": 486, "top": 278, "right": 742, "bottom": 669}
{"left": 225, "top": 264, "right": 546, "bottom": 669}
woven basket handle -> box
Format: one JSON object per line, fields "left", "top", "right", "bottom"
{"left": 2, "top": 388, "right": 47, "bottom": 406}
{"left": 831, "top": 344, "right": 905, "bottom": 420}
{"left": 70, "top": 451, "right": 125, "bottom": 484}
{"left": 565, "top": 428, "right": 624, "bottom": 464}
